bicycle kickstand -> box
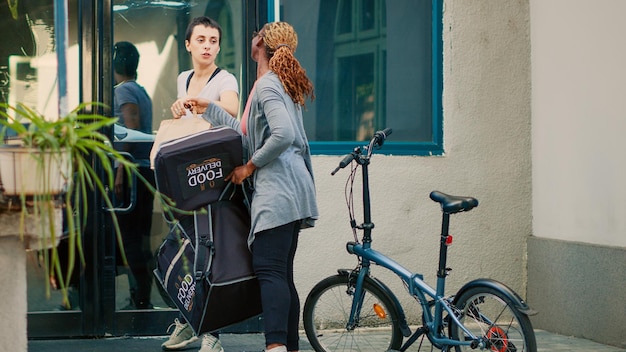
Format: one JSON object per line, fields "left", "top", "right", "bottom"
{"left": 396, "top": 326, "right": 428, "bottom": 352}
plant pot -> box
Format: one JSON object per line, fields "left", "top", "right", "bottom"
{"left": 0, "top": 146, "right": 72, "bottom": 196}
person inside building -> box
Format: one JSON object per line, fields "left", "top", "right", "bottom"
{"left": 113, "top": 40, "right": 156, "bottom": 310}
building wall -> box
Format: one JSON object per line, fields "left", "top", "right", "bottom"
{"left": 296, "top": 0, "right": 533, "bottom": 324}
{"left": 527, "top": 237, "right": 626, "bottom": 347}
{"left": 529, "top": 0, "right": 626, "bottom": 347}
{"left": 531, "top": 0, "right": 626, "bottom": 248}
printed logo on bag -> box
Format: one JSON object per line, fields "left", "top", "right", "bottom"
{"left": 175, "top": 273, "right": 196, "bottom": 312}
{"left": 177, "top": 153, "right": 231, "bottom": 200}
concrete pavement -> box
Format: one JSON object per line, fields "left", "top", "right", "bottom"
{"left": 28, "top": 329, "right": 626, "bottom": 351}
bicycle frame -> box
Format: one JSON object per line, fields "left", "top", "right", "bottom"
{"left": 306, "top": 129, "right": 536, "bottom": 352}
{"left": 346, "top": 243, "right": 479, "bottom": 349}
{"left": 343, "top": 142, "right": 480, "bottom": 350}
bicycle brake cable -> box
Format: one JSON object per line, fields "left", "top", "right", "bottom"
{"left": 345, "top": 160, "right": 359, "bottom": 243}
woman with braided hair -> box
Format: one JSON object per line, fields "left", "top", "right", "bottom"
{"left": 182, "top": 21, "right": 318, "bottom": 352}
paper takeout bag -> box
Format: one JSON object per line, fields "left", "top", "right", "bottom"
{"left": 150, "top": 117, "right": 211, "bottom": 169}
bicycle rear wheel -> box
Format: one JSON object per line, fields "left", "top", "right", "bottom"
{"left": 448, "top": 286, "right": 537, "bottom": 352}
{"left": 303, "top": 274, "right": 403, "bottom": 352}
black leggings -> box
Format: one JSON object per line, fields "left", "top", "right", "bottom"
{"left": 252, "top": 220, "right": 301, "bottom": 351}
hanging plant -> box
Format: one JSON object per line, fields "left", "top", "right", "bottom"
{"left": 7, "top": 0, "right": 18, "bottom": 20}
{"left": 0, "top": 101, "right": 181, "bottom": 305}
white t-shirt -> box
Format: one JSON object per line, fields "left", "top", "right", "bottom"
{"left": 176, "top": 68, "right": 239, "bottom": 118}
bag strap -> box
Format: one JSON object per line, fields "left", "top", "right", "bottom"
{"left": 193, "top": 206, "right": 213, "bottom": 281}
{"left": 218, "top": 180, "right": 253, "bottom": 212}
{"left": 218, "top": 181, "right": 236, "bottom": 201}
{"left": 186, "top": 67, "right": 222, "bottom": 92}
{"left": 193, "top": 180, "right": 253, "bottom": 281}
{"left": 241, "top": 179, "right": 253, "bottom": 212}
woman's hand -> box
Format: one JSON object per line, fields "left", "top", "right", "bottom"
{"left": 183, "top": 97, "right": 210, "bottom": 115}
{"left": 226, "top": 161, "right": 257, "bottom": 185}
{"left": 170, "top": 98, "right": 188, "bottom": 119}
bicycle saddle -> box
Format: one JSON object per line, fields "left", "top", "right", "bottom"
{"left": 429, "top": 191, "right": 479, "bottom": 214}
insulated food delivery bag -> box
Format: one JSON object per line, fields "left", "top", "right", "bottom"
{"left": 153, "top": 184, "right": 261, "bottom": 334}
{"left": 154, "top": 126, "right": 242, "bottom": 212}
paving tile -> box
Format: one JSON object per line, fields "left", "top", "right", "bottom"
{"left": 28, "top": 330, "right": 626, "bottom": 351}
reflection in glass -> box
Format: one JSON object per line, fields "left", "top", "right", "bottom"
{"left": 336, "top": 0, "right": 352, "bottom": 35}
{"left": 337, "top": 54, "right": 375, "bottom": 141}
{"left": 283, "top": 0, "right": 434, "bottom": 143}
{"left": 1, "top": 1, "right": 81, "bottom": 312}
{"left": 113, "top": 0, "right": 192, "bottom": 13}
{"left": 2, "top": 3, "right": 79, "bottom": 120}
{"left": 360, "top": 0, "right": 375, "bottom": 31}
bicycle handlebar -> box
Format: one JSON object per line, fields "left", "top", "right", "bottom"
{"left": 330, "top": 128, "right": 393, "bottom": 175}
{"left": 370, "top": 128, "right": 393, "bottom": 150}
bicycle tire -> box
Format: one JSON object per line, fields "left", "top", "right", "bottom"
{"left": 448, "top": 285, "right": 537, "bottom": 352}
{"left": 303, "top": 274, "right": 403, "bottom": 352}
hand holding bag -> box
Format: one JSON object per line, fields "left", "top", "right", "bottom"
{"left": 150, "top": 67, "right": 223, "bottom": 168}
{"left": 149, "top": 116, "right": 212, "bottom": 169}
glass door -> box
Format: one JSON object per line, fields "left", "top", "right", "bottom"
{"left": 109, "top": 0, "right": 249, "bottom": 336}
{"left": 17, "top": 0, "right": 266, "bottom": 338}
{"left": 13, "top": 0, "right": 88, "bottom": 337}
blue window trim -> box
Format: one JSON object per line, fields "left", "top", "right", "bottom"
{"left": 429, "top": 0, "right": 444, "bottom": 156}
{"left": 267, "top": 0, "right": 276, "bottom": 22}
{"left": 269, "top": 0, "right": 443, "bottom": 156}
{"left": 311, "top": 141, "right": 443, "bottom": 156}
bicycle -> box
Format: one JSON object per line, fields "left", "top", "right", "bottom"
{"left": 302, "top": 129, "right": 537, "bottom": 352}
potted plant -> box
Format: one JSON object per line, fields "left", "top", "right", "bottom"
{"left": 0, "top": 101, "right": 143, "bottom": 305}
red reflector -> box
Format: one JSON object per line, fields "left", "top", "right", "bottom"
{"left": 445, "top": 235, "right": 453, "bottom": 245}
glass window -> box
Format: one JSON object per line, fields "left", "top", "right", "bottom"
{"left": 0, "top": 1, "right": 79, "bottom": 121}
{"left": 112, "top": 0, "right": 242, "bottom": 131}
{"left": 360, "top": 0, "right": 375, "bottom": 32}
{"left": 336, "top": 0, "right": 352, "bottom": 36}
{"left": 281, "top": 0, "right": 443, "bottom": 155}
{"left": 0, "top": 0, "right": 81, "bottom": 312}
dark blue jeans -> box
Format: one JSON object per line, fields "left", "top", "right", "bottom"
{"left": 252, "top": 220, "right": 301, "bottom": 351}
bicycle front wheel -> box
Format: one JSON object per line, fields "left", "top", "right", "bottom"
{"left": 303, "top": 274, "right": 403, "bottom": 352}
{"left": 448, "top": 286, "right": 537, "bottom": 352}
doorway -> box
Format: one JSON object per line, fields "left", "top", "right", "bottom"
{"left": 14, "top": 0, "right": 266, "bottom": 338}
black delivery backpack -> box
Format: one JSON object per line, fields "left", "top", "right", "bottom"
{"left": 154, "top": 126, "right": 243, "bottom": 214}
{"left": 153, "top": 184, "right": 261, "bottom": 334}
{"left": 153, "top": 126, "right": 262, "bottom": 334}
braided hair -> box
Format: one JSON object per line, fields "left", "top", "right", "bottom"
{"left": 262, "top": 22, "right": 314, "bottom": 108}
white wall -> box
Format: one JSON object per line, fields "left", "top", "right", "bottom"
{"left": 296, "top": 1, "right": 533, "bottom": 316}
{"left": 531, "top": 0, "right": 626, "bottom": 248}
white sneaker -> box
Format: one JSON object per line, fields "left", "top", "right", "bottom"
{"left": 265, "top": 346, "right": 287, "bottom": 352}
{"left": 161, "top": 318, "right": 199, "bottom": 350}
{"left": 199, "top": 334, "right": 224, "bottom": 352}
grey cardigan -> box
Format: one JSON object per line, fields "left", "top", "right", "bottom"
{"left": 202, "top": 72, "right": 318, "bottom": 246}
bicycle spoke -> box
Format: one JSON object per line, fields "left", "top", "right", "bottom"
{"left": 303, "top": 274, "right": 403, "bottom": 351}
{"left": 449, "top": 288, "right": 536, "bottom": 352}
